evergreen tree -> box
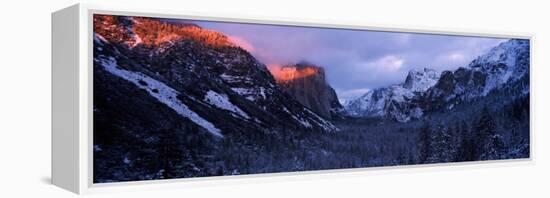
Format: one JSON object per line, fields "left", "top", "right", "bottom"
{"left": 481, "top": 134, "right": 506, "bottom": 160}
{"left": 427, "top": 123, "right": 454, "bottom": 163}
{"left": 473, "top": 107, "right": 498, "bottom": 160}
{"left": 156, "top": 128, "right": 185, "bottom": 179}
{"left": 456, "top": 121, "right": 476, "bottom": 161}
{"left": 419, "top": 122, "right": 432, "bottom": 164}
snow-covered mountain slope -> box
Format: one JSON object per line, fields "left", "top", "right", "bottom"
{"left": 345, "top": 68, "right": 440, "bottom": 122}
{"left": 422, "top": 39, "right": 530, "bottom": 111}
{"left": 93, "top": 15, "right": 338, "bottom": 141}
{"left": 95, "top": 55, "right": 224, "bottom": 137}
{"left": 93, "top": 15, "right": 346, "bottom": 182}
{"left": 345, "top": 39, "right": 530, "bottom": 122}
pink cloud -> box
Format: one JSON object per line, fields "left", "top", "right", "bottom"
{"left": 228, "top": 35, "right": 287, "bottom": 73}
{"left": 356, "top": 55, "right": 405, "bottom": 72}
{"left": 228, "top": 35, "right": 255, "bottom": 53}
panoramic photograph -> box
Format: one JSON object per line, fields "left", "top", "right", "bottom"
{"left": 92, "top": 14, "right": 530, "bottom": 183}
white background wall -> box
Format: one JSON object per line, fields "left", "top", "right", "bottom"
{"left": 0, "top": 0, "right": 548, "bottom": 197}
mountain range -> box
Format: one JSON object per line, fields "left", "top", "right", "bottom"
{"left": 93, "top": 15, "right": 338, "bottom": 141}
{"left": 345, "top": 39, "right": 530, "bottom": 122}
{"left": 92, "top": 15, "right": 530, "bottom": 182}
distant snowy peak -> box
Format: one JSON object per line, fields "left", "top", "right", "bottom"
{"left": 403, "top": 68, "right": 441, "bottom": 92}
{"left": 345, "top": 39, "right": 530, "bottom": 122}
{"left": 468, "top": 39, "right": 530, "bottom": 94}
{"left": 469, "top": 39, "right": 529, "bottom": 71}
{"left": 425, "top": 39, "right": 530, "bottom": 102}
{"left": 345, "top": 68, "right": 440, "bottom": 122}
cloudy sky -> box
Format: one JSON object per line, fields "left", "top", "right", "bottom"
{"left": 175, "top": 19, "right": 506, "bottom": 102}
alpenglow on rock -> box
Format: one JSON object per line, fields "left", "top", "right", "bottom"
{"left": 271, "top": 62, "right": 344, "bottom": 119}
{"left": 93, "top": 15, "right": 339, "bottom": 141}
{"left": 93, "top": 15, "right": 343, "bottom": 183}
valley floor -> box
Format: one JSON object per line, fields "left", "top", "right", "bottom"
{"left": 95, "top": 95, "right": 530, "bottom": 183}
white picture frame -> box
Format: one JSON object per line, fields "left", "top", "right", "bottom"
{"left": 52, "top": 3, "right": 534, "bottom": 194}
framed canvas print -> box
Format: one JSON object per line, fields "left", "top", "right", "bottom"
{"left": 52, "top": 4, "right": 533, "bottom": 194}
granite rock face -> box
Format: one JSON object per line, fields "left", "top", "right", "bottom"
{"left": 345, "top": 39, "right": 530, "bottom": 122}
{"left": 272, "top": 62, "right": 344, "bottom": 119}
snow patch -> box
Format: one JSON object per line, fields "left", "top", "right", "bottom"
{"left": 292, "top": 114, "right": 312, "bottom": 128}
{"left": 97, "top": 56, "right": 223, "bottom": 137}
{"left": 93, "top": 145, "right": 102, "bottom": 152}
{"left": 303, "top": 108, "right": 339, "bottom": 132}
{"left": 220, "top": 73, "right": 251, "bottom": 83}
{"left": 94, "top": 34, "right": 109, "bottom": 44}
{"left": 231, "top": 88, "right": 252, "bottom": 96}
{"left": 231, "top": 88, "right": 255, "bottom": 101}
{"left": 123, "top": 156, "right": 131, "bottom": 165}
{"left": 282, "top": 107, "right": 291, "bottom": 114}
{"left": 282, "top": 107, "right": 311, "bottom": 128}
{"left": 131, "top": 33, "right": 142, "bottom": 47}
{"left": 230, "top": 86, "right": 268, "bottom": 101}
{"left": 204, "top": 90, "right": 250, "bottom": 119}
{"left": 259, "top": 87, "right": 266, "bottom": 99}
